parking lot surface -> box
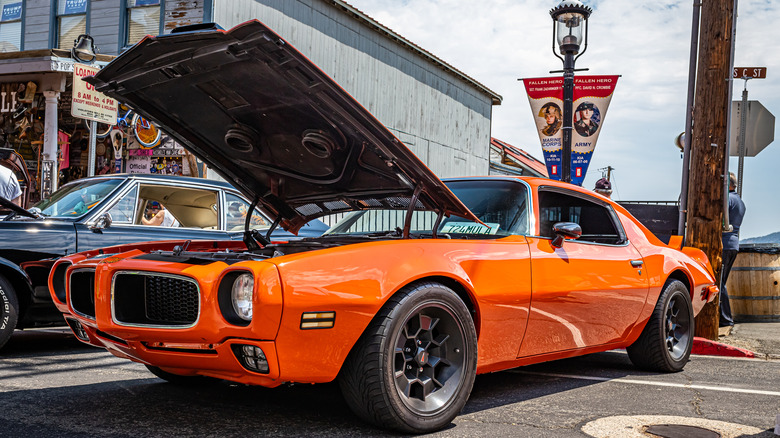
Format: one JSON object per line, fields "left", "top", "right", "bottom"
{"left": 1, "top": 329, "right": 778, "bottom": 437}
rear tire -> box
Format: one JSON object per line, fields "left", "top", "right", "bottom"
{"left": 339, "top": 282, "right": 477, "bottom": 433}
{"left": 627, "top": 279, "right": 693, "bottom": 372}
{"left": 0, "top": 275, "right": 19, "bottom": 350}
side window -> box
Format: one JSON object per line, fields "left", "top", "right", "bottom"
{"left": 135, "top": 184, "right": 218, "bottom": 229}
{"left": 56, "top": 0, "right": 87, "bottom": 50}
{"left": 106, "top": 186, "right": 138, "bottom": 224}
{"left": 0, "top": 1, "right": 23, "bottom": 52}
{"left": 125, "top": 0, "right": 161, "bottom": 47}
{"left": 538, "top": 190, "right": 623, "bottom": 245}
{"left": 225, "top": 193, "right": 270, "bottom": 231}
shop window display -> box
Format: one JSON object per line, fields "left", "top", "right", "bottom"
{"left": 2, "top": 81, "right": 186, "bottom": 194}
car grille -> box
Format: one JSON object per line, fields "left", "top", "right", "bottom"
{"left": 70, "top": 269, "right": 96, "bottom": 319}
{"left": 112, "top": 272, "right": 199, "bottom": 327}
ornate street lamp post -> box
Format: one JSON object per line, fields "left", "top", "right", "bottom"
{"left": 550, "top": 0, "right": 592, "bottom": 183}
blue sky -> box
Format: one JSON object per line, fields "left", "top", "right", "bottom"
{"left": 346, "top": 0, "right": 779, "bottom": 240}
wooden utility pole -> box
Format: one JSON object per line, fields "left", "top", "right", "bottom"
{"left": 686, "top": 0, "right": 736, "bottom": 340}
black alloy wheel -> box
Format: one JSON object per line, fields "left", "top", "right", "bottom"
{"left": 339, "top": 282, "right": 477, "bottom": 433}
{"left": 392, "top": 301, "right": 467, "bottom": 416}
{"left": 627, "top": 279, "right": 694, "bottom": 372}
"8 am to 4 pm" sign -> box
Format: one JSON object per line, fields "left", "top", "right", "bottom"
{"left": 71, "top": 64, "right": 117, "bottom": 124}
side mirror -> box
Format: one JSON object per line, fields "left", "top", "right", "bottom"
{"left": 89, "top": 212, "right": 113, "bottom": 232}
{"left": 551, "top": 222, "right": 581, "bottom": 248}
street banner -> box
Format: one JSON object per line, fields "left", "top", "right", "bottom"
{"left": 72, "top": 64, "right": 117, "bottom": 124}
{"left": 523, "top": 75, "right": 619, "bottom": 185}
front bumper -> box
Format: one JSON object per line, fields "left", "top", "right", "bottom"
{"left": 65, "top": 315, "right": 283, "bottom": 387}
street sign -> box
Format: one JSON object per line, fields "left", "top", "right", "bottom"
{"left": 729, "top": 100, "right": 775, "bottom": 156}
{"left": 733, "top": 67, "right": 767, "bottom": 79}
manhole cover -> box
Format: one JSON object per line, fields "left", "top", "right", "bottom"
{"left": 646, "top": 424, "right": 721, "bottom": 438}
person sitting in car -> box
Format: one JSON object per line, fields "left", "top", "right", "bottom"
{"left": 141, "top": 201, "right": 179, "bottom": 227}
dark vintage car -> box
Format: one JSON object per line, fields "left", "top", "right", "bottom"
{"left": 50, "top": 21, "right": 718, "bottom": 434}
{"left": 0, "top": 173, "right": 327, "bottom": 349}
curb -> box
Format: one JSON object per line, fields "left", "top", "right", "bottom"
{"left": 691, "top": 336, "right": 758, "bottom": 358}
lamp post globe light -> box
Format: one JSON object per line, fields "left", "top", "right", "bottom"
{"left": 550, "top": 0, "right": 592, "bottom": 184}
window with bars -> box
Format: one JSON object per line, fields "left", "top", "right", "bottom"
{"left": 57, "top": 0, "right": 87, "bottom": 50}
{"left": 0, "top": 0, "right": 22, "bottom": 52}
{"left": 126, "top": 0, "right": 160, "bottom": 47}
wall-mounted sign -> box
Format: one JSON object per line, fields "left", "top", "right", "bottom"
{"left": 72, "top": 64, "right": 117, "bottom": 124}
{"left": 0, "top": 83, "right": 21, "bottom": 113}
{"left": 126, "top": 155, "right": 150, "bottom": 173}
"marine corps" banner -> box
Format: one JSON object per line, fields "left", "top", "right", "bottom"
{"left": 522, "top": 75, "right": 619, "bottom": 185}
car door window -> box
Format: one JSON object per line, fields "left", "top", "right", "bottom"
{"left": 225, "top": 193, "right": 270, "bottom": 231}
{"left": 106, "top": 186, "right": 138, "bottom": 224}
{"left": 538, "top": 189, "right": 625, "bottom": 245}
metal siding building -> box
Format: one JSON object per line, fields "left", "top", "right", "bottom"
{"left": 211, "top": 0, "right": 501, "bottom": 178}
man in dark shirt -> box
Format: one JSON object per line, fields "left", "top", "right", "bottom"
{"left": 720, "top": 172, "right": 746, "bottom": 327}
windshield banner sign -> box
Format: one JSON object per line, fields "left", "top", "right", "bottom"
{"left": 522, "top": 75, "right": 619, "bottom": 186}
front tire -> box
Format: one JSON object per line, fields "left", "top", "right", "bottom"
{"left": 339, "top": 282, "right": 477, "bottom": 433}
{"left": 627, "top": 279, "right": 693, "bottom": 372}
{"left": 0, "top": 275, "right": 20, "bottom": 350}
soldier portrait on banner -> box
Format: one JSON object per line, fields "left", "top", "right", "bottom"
{"left": 523, "top": 75, "right": 619, "bottom": 185}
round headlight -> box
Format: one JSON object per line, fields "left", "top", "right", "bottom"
{"left": 231, "top": 273, "right": 254, "bottom": 321}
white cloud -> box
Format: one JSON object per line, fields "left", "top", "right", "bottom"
{"left": 346, "top": 0, "right": 779, "bottom": 239}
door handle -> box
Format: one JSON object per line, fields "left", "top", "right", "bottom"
{"left": 630, "top": 260, "right": 644, "bottom": 267}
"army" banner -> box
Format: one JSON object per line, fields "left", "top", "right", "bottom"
{"left": 522, "top": 75, "right": 619, "bottom": 185}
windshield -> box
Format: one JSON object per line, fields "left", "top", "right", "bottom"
{"left": 34, "top": 179, "right": 123, "bottom": 218}
{"left": 324, "top": 179, "right": 529, "bottom": 238}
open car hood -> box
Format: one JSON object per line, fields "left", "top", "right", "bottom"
{"left": 87, "top": 20, "right": 478, "bottom": 233}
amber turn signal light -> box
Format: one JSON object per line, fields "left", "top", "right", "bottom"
{"left": 300, "top": 311, "right": 335, "bottom": 329}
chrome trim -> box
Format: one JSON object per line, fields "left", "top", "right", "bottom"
{"left": 111, "top": 270, "right": 201, "bottom": 329}
{"left": 68, "top": 268, "right": 97, "bottom": 321}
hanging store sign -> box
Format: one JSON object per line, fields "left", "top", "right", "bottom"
{"left": 523, "top": 75, "right": 619, "bottom": 185}
{"left": 72, "top": 64, "right": 117, "bottom": 124}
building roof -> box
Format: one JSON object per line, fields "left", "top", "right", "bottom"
{"left": 0, "top": 49, "right": 114, "bottom": 75}
{"left": 328, "top": 0, "right": 502, "bottom": 105}
{"left": 490, "top": 137, "right": 548, "bottom": 177}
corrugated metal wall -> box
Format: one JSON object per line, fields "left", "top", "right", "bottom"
{"left": 213, "top": 0, "right": 493, "bottom": 178}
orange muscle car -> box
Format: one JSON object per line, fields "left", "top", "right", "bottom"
{"left": 50, "top": 21, "right": 718, "bottom": 433}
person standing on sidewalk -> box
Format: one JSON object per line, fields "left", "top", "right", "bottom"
{"left": 720, "top": 172, "right": 746, "bottom": 327}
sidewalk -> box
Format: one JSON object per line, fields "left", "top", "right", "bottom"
{"left": 693, "top": 322, "right": 780, "bottom": 360}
